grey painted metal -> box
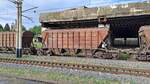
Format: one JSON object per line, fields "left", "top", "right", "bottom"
{"left": 40, "top": 2, "right": 150, "bottom": 22}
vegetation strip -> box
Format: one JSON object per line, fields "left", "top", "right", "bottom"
{"left": 0, "top": 74, "right": 56, "bottom": 84}
{"left": 0, "top": 67, "right": 120, "bottom": 84}
{"left": 0, "top": 58, "right": 149, "bottom": 77}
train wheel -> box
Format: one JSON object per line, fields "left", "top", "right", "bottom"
{"left": 30, "top": 47, "right": 37, "bottom": 55}
{"left": 52, "top": 49, "right": 61, "bottom": 56}
{"left": 37, "top": 49, "right": 43, "bottom": 56}
{"left": 85, "top": 49, "right": 93, "bottom": 58}
{"left": 22, "top": 48, "right": 31, "bottom": 55}
{"left": 93, "top": 51, "right": 103, "bottom": 58}
{"left": 69, "top": 49, "right": 76, "bottom": 56}
{"left": 101, "top": 52, "right": 113, "bottom": 59}
{"left": 75, "top": 49, "right": 85, "bottom": 57}
{"left": 137, "top": 55, "right": 147, "bottom": 61}
{"left": 60, "top": 49, "right": 68, "bottom": 56}
{"left": 49, "top": 50, "right": 55, "bottom": 56}
{"left": 12, "top": 48, "right": 16, "bottom": 54}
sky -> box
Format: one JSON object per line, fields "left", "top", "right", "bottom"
{"left": 0, "top": 0, "right": 145, "bottom": 29}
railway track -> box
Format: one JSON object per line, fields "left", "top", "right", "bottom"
{"left": 0, "top": 58, "right": 149, "bottom": 78}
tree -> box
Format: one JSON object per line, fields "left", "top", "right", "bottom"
{"left": 0, "top": 24, "right": 3, "bottom": 32}
{"left": 11, "top": 23, "right": 15, "bottom": 31}
{"left": 11, "top": 21, "right": 27, "bottom": 32}
{"left": 22, "top": 25, "right": 26, "bottom": 31}
{"left": 29, "top": 25, "right": 41, "bottom": 35}
{"left": 4, "top": 23, "right": 10, "bottom": 31}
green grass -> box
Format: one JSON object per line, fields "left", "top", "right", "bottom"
{"left": 0, "top": 67, "right": 123, "bottom": 84}
{"left": 118, "top": 52, "right": 130, "bottom": 60}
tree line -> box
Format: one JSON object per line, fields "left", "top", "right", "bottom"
{"left": 29, "top": 25, "right": 41, "bottom": 35}
{"left": 0, "top": 23, "right": 41, "bottom": 35}
{"left": 0, "top": 23, "right": 26, "bottom": 32}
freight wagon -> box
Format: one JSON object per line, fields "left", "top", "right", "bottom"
{"left": 42, "top": 27, "right": 118, "bottom": 58}
{"left": 137, "top": 26, "right": 150, "bottom": 61}
{"left": 0, "top": 31, "right": 34, "bottom": 54}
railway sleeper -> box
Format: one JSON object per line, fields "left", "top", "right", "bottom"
{"left": 1, "top": 58, "right": 150, "bottom": 78}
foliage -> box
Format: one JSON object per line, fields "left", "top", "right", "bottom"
{"left": 0, "top": 67, "right": 122, "bottom": 84}
{"left": 118, "top": 52, "right": 130, "bottom": 60}
{"left": 29, "top": 25, "right": 41, "bottom": 35}
{"left": 22, "top": 25, "right": 26, "bottom": 31}
{"left": 0, "top": 24, "right": 3, "bottom": 32}
{"left": 4, "top": 23, "right": 10, "bottom": 31}
{"left": 32, "top": 38, "right": 43, "bottom": 49}
{"left": 10, "top": 23, "right": 27, "bottom": 32}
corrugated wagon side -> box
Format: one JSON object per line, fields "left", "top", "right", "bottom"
{"left": 0, "top": 32, "right": 16, "bottom": 52}
{"left": 0, "top": 31, "right": 34, "bottom": 54}
{"left": 42, "top": 27, "right": 110, "bottom": 57}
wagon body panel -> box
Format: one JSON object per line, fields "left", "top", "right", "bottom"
{"left": 42, "top": 28, "right": 109, "bottom": 49}
{"left": 0, "top": 31, "right": 34, "bottom": 48}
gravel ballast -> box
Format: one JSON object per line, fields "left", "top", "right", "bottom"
{"left": 0, "top": 62, "right": 150, "bottom": 84}
{"left": 0, "top": 54, "right": 150, "bottom": 70}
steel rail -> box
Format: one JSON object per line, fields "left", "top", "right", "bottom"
{"left": 0, "top": 58, "right": 149, "bottom": 77}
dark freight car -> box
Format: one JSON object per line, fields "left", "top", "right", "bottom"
{"left": 22, "top": 31, "right": 34, "bottom": 48}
